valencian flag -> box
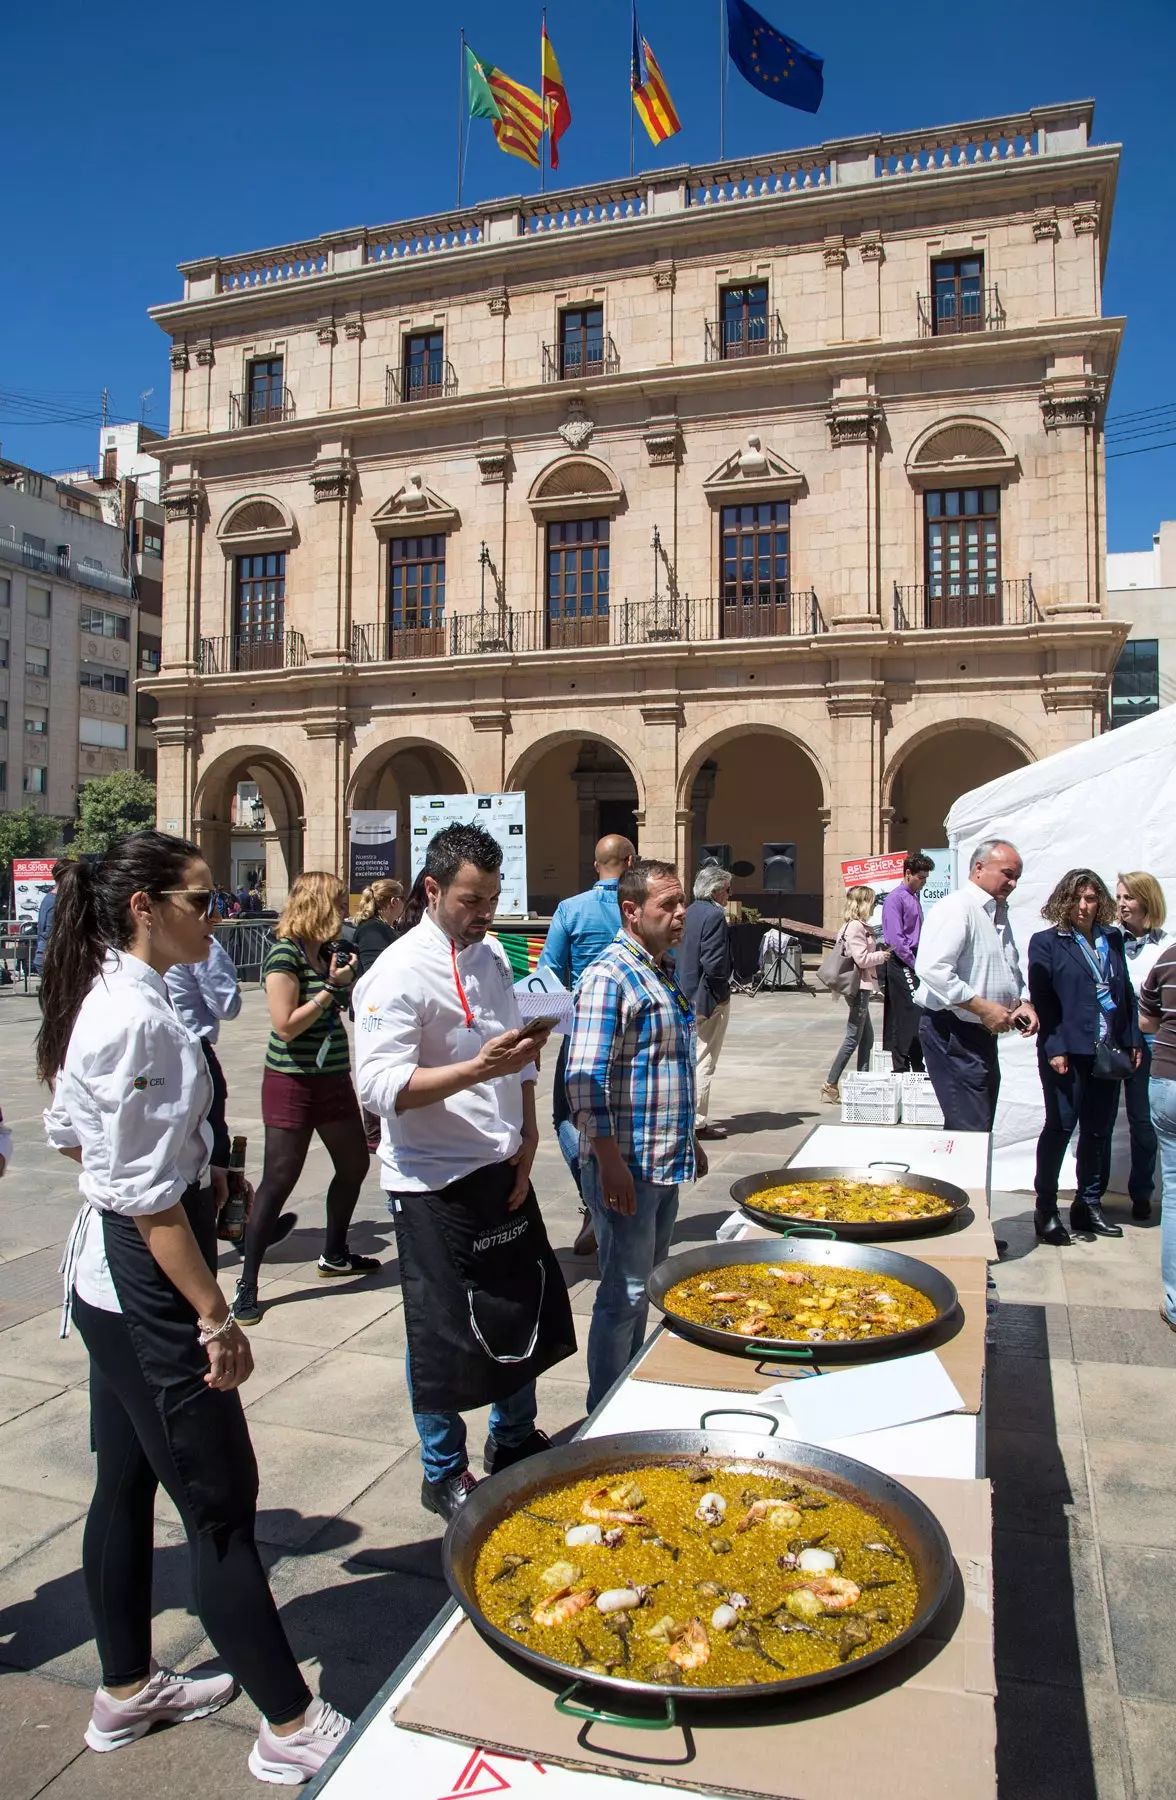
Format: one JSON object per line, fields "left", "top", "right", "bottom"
{"left": 466, "top": 42, "right": 544, "bottom": 168}
{"left": 724, "top": 0, "right": 823, "bottom": 114}
{"left": 631, "top": 10, "right": 682, "bottom": 146}
{"left": 541, "top": 18, "right": 572, "bottom": 170}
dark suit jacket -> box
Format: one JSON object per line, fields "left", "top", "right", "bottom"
{"left": 1027, "top": 925, "right": 1143, "bottom": 1061}
{"left": 678, "top": 899, "right": 733, "bottom": 1020}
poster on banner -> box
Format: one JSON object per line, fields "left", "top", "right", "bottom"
{"left": 919, "top": 850, "right": 953, "bottom": 915}
{"left": 12, "top": 858, "right": 57, "bottom": 927}
{"left": 410, "top": 794, "right": 528, "bottom": 914}
{"left": 841, "top": 851, "right": 907, "bottom": 928}
{"left": 348, "top": 810, "right": 397, "bottom": 905}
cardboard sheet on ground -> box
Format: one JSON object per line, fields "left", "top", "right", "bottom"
{"left": 393, "top": 1476, "right": 996, "bottom": 1800}
{"left": 763, "top": 1350, "right": 965, "bottom": 1441}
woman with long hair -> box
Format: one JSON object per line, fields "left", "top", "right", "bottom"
{"left": 1029, "top": 868, "right": 1143, "bottom": 1245}
{"left": 1112, "top": 871, "right": 1169, "bottom": 1219}
{"left": 821, "top": 886, "right": 891, "bottom": 1102}
{"left": 40, "top": 832, "right": 349, "bottom": 1782}
{"left": 352, "top": 878, "right": 405, "bottom": 974}
{"left": 232, "top": 871, "right": 375, "bottom": 1325}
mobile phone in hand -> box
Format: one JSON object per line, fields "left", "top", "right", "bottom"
{"left": 1013, "top": 1012, "right": 1033, "bottom": 1033}
{"left": 519, "top": 1015, "right": 559, "bottom": 1038}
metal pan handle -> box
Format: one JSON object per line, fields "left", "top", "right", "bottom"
{"left": 868, "top": 1160, "right": 911, "bottom": 1173}
{"left": 698, "top": 1407, "right": 780, "bottom": 1435}
{"left": 780, "top": 1226, "right": 837, "bottom": 1240}
{"left": 555, "top": 1682, "right": 678, "bottom": 1732}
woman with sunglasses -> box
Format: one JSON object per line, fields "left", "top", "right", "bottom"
{"left": 232, "top": 871, "right": 375, "bottom": 1326}
{"left": 40, "top": 832, "right": 350, "bottom": 1783}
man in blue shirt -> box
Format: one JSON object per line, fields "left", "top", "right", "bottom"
{"left": 539, "top": 834, "right": 635, "bottom": 1255}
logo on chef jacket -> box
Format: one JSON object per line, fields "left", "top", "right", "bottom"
{"left": 360, "top": 1004, "right": 387, "bottom": 1034}
{"left": 131, "top": 1075, "right": 166, "bottom": 1092}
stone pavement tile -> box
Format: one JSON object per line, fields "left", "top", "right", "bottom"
{"left": 232, "top": 1277, "right": 401, "bottom": 1350}
{"left": 0, "top": 1667, "right": 91, "bottom": 1800}
{"left": 243, "top": 1420, "right": 405, "bottom": 1550}
{"left": 992, "top": 1523, "right": 1111, "bottom": 1688}
{"left": 335, "top": 1444, "right": 446, "bottom": 1580}
{"left": 1078, "top": 1363, "right": 1176, "bottom": 1448}
{"left": 1068, "top": 1306, "right": 1176, "bottom": 1370}
{"left": 0, "top": 1372, "right": 68, "bottom": 1427}
{"left": 0, "top": 1387, "right": 94, "bottom": 1508}
{"left": 1121, "top": 1697, "right": 1176, "bottom": 1800}
{"left": 988, "top": 1300, "right": 1074, "bottom": 1362}
{"left": 0, "top": 1483, "right": 84, "bottom": 1574}
{"left": 236, "top": 1337, "right": 325, "bottom": 1406}
{"left": 991, "top": 1248, "right": 1068, "bottom": 1306}
{"left": 987, "top": 1427, "right": 1090, "bottom": 1536}
{"left": 984, "top": 1353, "right": 1081, "bottom": 1439}
{"left": 994, "top": 1678, "right": 1127, "bottom": 1800}
{"left": 570, "top": 1281, "right": 601, "bottom": 1317}
{"left": 246, "top": 1349, "right": 419, "bottom": 1446}
{"left": 338, "top": 1301, "right": 408, "bottom": 1360}
{"left": 36, "top": 1712, "right": 262, "bottom": 1799}
{"left": 1102, "top": 1544, "right": 1176, "bottom": 1700}
{"left": 0, "top": 1309, "right": 90, "bottom": 1388}
{"left": 1088, "top": 1438, "right": 1176, "bottom": 1550}
{"left": 1062, "top": 1253, "right": 1165, "bottom": 1314}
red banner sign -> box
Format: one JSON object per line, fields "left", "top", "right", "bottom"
{"left": 840, "top": 852, "right": 908, "bottom": 890}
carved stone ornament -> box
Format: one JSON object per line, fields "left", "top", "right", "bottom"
{"left": 823, "top": 237, "right": 848, "bottom": 269}
{"left": 343, "top": 315, "right": 365, "bottom": 341}
{"left": 487, "top": 290, "right": 510, "bottom": 318}
{"left": 1040, "top": 380, "right": 1104, "bottom": 431}
{"left": 643, "top": 413, "right": 681, "bottom": 466}
{"left": 1072, "top": 208, "right": 1099, "bottom": 236}
{"left": 653, "top": 262, "right": 677, "bottom": 292}
{"left": 558, "top": 400, "right": 595, "bottom": 451}
{"left": 372, "top": 476, "right": 459, "bottom": 532}
{"left": 194, "top": 339, "right": 215, "bottom": 368}
{"left": 1033, "top": 215, "right": 1060, "bottom": 243}
{"left": 162, "top": 479, "right": 203, "bottom": 523}
{"left": 702, "top": 437, "right": 804, "bottom": 505}
{"left": 476, "top": 444, "right": 509, "bottom": 485}
{"left": 311, "top": 458, "right": 355, "bottom": 503}
{"left": 317, "top": 317, "right": 338, "bottom": 346}
{"left": 859, "top": 236, "right": 884, "bottom": 263}
{"left": 827, "top": 398, "right": 884, "bottom": 447}
{"left": 170, "top": 342, "right": 190, "bottom": 372}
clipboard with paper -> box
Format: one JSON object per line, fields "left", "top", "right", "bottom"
{"left": 512, "top": 963, "right": 574, "bottom": 1031}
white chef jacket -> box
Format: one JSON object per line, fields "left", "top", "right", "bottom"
{"left": 46, "top": 950, "right": 213, "bottom": 1318}
{"left": 353, "top": 913, "right": 537, "bottom": 1193}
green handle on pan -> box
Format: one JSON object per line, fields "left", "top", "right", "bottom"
{"left": 780, "top": 1226, "right": 837, "bottom": 1240}
{"left": 744, "top": 1343, "right": 814, "bottom": 1361}
{"left": 554, "top": 1682, "right": 678, "bottom": 1732}
{"left": 698, "top": 1407, "right": 780, "bottom": 1435}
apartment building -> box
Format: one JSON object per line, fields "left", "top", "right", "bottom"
{"left": 0, "top": 459, "right": 140, "bottom": 821}
{"left": 1106, "top": 521, "right": 1176, "bottom": 729}
{"left": 146, "top": 100, "right": 1124, "bottom": 916}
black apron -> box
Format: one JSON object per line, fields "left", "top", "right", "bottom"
{"left": 391, "top": 1158, "right": 577, "bottom": 1413}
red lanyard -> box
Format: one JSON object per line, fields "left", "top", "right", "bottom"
{"left": 451, "top": 940, "right": 475, "bottom": 1029}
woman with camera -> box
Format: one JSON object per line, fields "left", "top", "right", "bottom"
{"left": 233, "top": 871, "right": 376, "bottom": 1325}
{"left": 1029, "top": 868, "right": 1143, "bottom": 1246}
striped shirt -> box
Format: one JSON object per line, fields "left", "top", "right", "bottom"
{"left": 1140, "top": 943, "right": 1176, "bottom": 1082}
{"left": 565, "top": 929, "right": 696, "bottom": 1186}
{"left": 914, "top": 881, "right": 1023, "bottom": 1021}
{"left": 263, "top": 938, "right": 351, "bottom": 1077}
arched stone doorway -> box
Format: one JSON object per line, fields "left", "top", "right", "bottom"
{"left": 349, "top": 740, "right": 470, "bottom": 885}
{"left": 888, "top": 727, "right": 1031, "bottom": 851}
{"left": 508, "top": 736, "right": 641, "bottom": 913}
{"left": 193, "top": 747, "right": 306, "bottom": 909}
{"left": 683, "top": 730, "right": 826, "bottom": 923}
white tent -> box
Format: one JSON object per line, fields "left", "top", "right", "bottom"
{"left": 943, "top": 706, "right": 1176, "bottom": 1191}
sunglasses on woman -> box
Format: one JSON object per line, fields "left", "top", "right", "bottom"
{"left": 159, "top": 887, "right": 217, "bottom": 919}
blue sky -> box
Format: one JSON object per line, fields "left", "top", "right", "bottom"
{"left": 2, "top": 0, "right": 1172, "bottom": 549}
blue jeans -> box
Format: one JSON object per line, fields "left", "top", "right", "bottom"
{"left": 827, "top": 991, "right": 874, "bottom": 1087}
{"left": 405, "top": 1351, "right": 537, "bottom": 1485}
{"left": 1148, "top": 1077, "right": 1176, "bottom": 1324}
{"left": 557, "top": 1119, "right": 582, "bottom": 1192}
{"left": 581, "top": 1156, "right": 678, "bottom": 1411}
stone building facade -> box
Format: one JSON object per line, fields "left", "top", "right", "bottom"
{"left": 147, "top": 100, "right": 1124, "bottom": 917}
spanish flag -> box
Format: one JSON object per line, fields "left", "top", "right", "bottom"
{"left": 466, "top": 42, "right": 544, "bottom": 169}
{"left": 541, "top": 18, "right": 572, "bottom": 170}
{"left": 631, "top": 10, "right": 681, "bottom": 146}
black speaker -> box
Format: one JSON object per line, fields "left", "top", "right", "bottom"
{"left": 762, "top": 842, "right": 797, "bottom": 892}
{"left": 699, "top": 843, "right": 732, "bottom": 869}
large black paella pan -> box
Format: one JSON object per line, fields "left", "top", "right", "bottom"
{"left": 730, "top": 1163, "right": 973, "bottom": 1241}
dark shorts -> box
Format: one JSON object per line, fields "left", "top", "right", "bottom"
{"left": 261, "top": 1066, "right": 361, "bottom": 1131}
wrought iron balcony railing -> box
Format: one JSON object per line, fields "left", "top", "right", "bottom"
{"left": 198, "top": 631, "right": 307, "bottom": 674}
{"left": 228, "top": 390, "right": 297, "bottom": 428}
{"left": 351, "top": 620, "right": 447, "bottom": 661}
{"left": 450, "top": 610, "right": 542, "bottom": 656}
{"left": 715, "top": 589, "right": 825, "bottom": 638}
{"left": 704, "top": 313, "right": 786, "bottom": 362}
{"left": 916, "top": 286, "right": 1005, "bottom": 337}
{"left": 386, "top": 360, "right": 459, "bottom": 403}
{"left": 892, "top": 578, "right": 1037, "bottom": 630}
{"left": 541, "top": 336, "right": 620, "bottom": 383}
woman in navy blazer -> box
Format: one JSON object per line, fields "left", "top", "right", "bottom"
{"left": 1028, "top": 869, "right": 1143, "bottom": 1245}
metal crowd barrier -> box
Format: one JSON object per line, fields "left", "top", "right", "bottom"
{"left": 212, "top": 919, "right": 275, "bottom": 983}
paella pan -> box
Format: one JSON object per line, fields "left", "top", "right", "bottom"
{"left": 730, "top": 1163, "right": 973, "bottom": 1241}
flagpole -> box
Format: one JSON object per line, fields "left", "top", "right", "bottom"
{"left": 457, "top": 27, "right": 466, "bottom": 207}
{"left": 629, "top": 4, "right": 636, "bottom": 178}
{"left": 718, "top": 0, "right": 726, "bottom": 162}
{"left": 539, "top": 8, "right": 547, "bottom": 194}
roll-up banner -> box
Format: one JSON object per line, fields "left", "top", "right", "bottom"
{"left": 349, "top": 810, "right": 397, "bottom": 909}
{"left": 410, "top": 793, "right": 528, "bottom": 915}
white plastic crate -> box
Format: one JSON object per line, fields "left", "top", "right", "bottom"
{"left": 841, "top": 1073, "right": 901, "bottom": 1125}
{"left": 899, "top": 1074, "right": 945, "bottom": 1126}
{"left": 869, "top": 1050, "right": 893, "bottom": 1075}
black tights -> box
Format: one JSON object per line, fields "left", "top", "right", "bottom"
{"left": 241, "top": 1113, "right": 369, "bottom": 1285}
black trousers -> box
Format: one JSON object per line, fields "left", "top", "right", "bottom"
{"left": 201, "top": 1040, "right": 231, "bottom": 1170}
{"left": 883, "top": 959, "right": 924, "bottom": 1072}
{"left": 1100, "top": 1037, "right": 1157, "bottom": 1203}
{"left": 919, "top": 1010, "right": 1001, "bottom": 1132}
{"left": 71, "top": 1189, "right": 310, "bottom": 1722}
{"left": 1036, "top": 1053, "right": 1120, "bottom": 1218}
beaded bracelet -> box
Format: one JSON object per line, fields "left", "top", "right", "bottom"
{"left": 197, "top": 1314, "right": 238, "bottom": 1348}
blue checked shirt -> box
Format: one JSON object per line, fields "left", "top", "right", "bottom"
{"left": 564, "top": 929, "right": 696, "bottom": 1186}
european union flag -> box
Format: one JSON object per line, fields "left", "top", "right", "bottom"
{"left": 724, "top": 0, "right": 823, "bottom": 115}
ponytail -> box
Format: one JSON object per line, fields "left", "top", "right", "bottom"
{"left": 355, "top": 877, "right": 404, "bottom": 924}
{"left": 35, "top": 830, "right": 201, "bottom": 1084}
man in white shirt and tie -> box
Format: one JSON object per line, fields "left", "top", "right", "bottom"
{"left": 915, "top": 838, "right": 1038, "bottom": 1132}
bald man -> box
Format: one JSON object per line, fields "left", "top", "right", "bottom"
{"left": 539, "top": 835, "right": 636, "bottom": 1255}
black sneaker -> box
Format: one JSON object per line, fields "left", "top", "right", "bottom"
{"left": 482, "top": 1428, "right": 552, "bottom": 1477}
{"left": 232, "top": 1278, "right": 262, "bottom": 1325}
{"left": 232, "top": 1211, "right": 297, "bottom": 1257}
{"left": 317, "top": 1250, "right": 380, "bottom": 1279}
{"left": 420, "top": 1468, "right": 479, "bottom": 1522}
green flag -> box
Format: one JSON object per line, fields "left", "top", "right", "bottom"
{"left": 465, "top": 44, "right": 502, "bottom": 121}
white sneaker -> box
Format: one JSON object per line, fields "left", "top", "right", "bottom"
{"left": 85, "top": 1662, "right": 237, "bottom": 1751}
{"left": 248, "top": 1697, "right": 351, "bottom": 1785}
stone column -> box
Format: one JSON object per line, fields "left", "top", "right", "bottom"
{"left": 1038, "top": 369, "right": 1107, "bottom": 618}
{"left": 160, "top": 474, "right": 205, "bottom": 671}
{"left": 639, "top": 699, "right": 683, "bottom": 863}
{"left": 826, "top": 383, "right": 884, "bottom": 627}
{"left": 303, "top": 708, "right": 351, "bottom": 877}
{"left": 154, "top": 718, "right": 199, "bottom": 840}
{"left": 470, "top": 709, "right": 511, "bottom": 791}
{"left": 308, "top": 446, "right": 357, "bottom": 661}
{"left": 825, "top": 667, "right": 886, "bottom": 922}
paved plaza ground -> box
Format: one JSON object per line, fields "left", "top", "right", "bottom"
{"left": 0, "top": 983, "right": 1174, "bottom": 1798}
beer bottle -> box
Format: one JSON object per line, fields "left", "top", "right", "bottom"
{"left": 219, "top": 1135, "right": 250, "bottom": 1242}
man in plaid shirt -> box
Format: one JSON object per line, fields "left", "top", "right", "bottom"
{"left": 565, "top": 859, "right": 706, "bottom": 1408}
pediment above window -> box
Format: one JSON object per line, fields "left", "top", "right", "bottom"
{"left": 527, "top": 455, "right": 624, "bottom": 521}
{"left": 371, "top": 472, "right": 460, "bottom": 535}
{"left": 702, "top": 436, "right": 805, "bottom": 506}
{"left": 216, "top": 493, "right": 297, "bottom": 551}
{"left": 905, "top": 418, "right": 1019, "bottom": 488}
